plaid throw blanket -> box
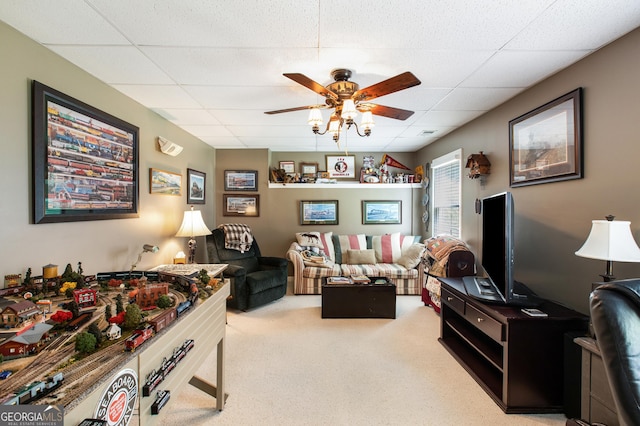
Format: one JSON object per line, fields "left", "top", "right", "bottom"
{"left": 220, "top": 223, "right": 254, "bottom": 253}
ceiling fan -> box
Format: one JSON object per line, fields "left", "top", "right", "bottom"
{"left": 265, "top": 69, "right": 421, "bottom": 144}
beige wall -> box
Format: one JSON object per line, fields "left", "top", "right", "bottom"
{"left": 417, "top": 27, "right": 640, "bottom": 313}
{"left": 0, "top": 21, "right": 215, "bottom": 278}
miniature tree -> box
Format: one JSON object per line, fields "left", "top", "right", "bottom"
{"left": 156, "top": 295, "right": 172, "bottom": 309}
{"left": 198, "top": 269, "right": 211, "bottom": 285}
{"left": 87, "top": 322, "right": 103, "bottom": 346}
{"left": 105, "top": 305, "right": 112, "bottom": 322}
{"left": 124, "top": 304, "right": 142, "bottom": 329}
{"left": 115, "top": 294, "right": 124, "bottom": 314}
{"left": 75, "top": 331, "right": 97, "bottom": 353}
{"left": 68, "top": 301, "right": 79, "bottom": 318}
{"left": 23, "top": 268, "right": 32, "bottom": 285}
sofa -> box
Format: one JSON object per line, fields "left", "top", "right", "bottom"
{"left": 287, "top": 231, "right": 426, "bottom": 295}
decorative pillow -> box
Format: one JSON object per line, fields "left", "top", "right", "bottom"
{"left": 296, "top": 232, "right": 323, "bottom": 248}
{"left": 346, "top": 249, "right": 377, "bottom": 265}
{"left": 333, "top": 234, "right": 367, "bottom": 264}
{"left": 371, "top": 233, "right": 422, "bottom": 263}
{"left": 397, "top": 243, "right": 426, "bottom": 269}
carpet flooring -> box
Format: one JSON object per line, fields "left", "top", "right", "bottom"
{"left": 159, "top": 294, "right": 568, "bottom": 426}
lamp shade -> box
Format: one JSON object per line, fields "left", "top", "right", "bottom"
{"left": 175, "top": 208, "right": 212, "bottom": 238}
{"left": 575, "top": 219, "right": 640, "bottom": 262}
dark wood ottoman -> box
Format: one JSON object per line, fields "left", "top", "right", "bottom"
{"left": 321, "top": 278, "right": 396, "bottom": 319}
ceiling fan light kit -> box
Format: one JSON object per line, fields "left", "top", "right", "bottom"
{"left": 266, "top": 68, "right": 420, "bottom": 148}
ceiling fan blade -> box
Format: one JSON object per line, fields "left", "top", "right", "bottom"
{"left": 361, "top": 103, "right": 415, "bottom": 121}
{"left": 264, "top": 105, "right": 327, "bottom": 115}
{"left": 283, "top": 73, "right": 339, "bottom": 101}
{"left": 353, "top": 72, "right": 421, "bottom": 102}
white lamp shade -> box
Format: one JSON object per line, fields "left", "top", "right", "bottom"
{"left": 575, "top": 220, "right": 640, "bottom": 262}
{"left": 307, "top": 108, "right": 323, "bottom": 126}
{"left": 175, "top": 209, "right": 212, "bottom": 238}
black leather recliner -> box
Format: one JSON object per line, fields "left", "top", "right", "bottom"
{"left": 206, "top": 227, "right": 288, "bottom": 311}
{"left": 588, "top": 279, "right": 640, "bottom": 426}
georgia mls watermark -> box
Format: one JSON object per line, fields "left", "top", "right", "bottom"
{"left": 0, "top": 405, "right": 64, "bottom": 426}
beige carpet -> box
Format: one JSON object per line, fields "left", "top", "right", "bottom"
{"left": 159, "top": 295, "right": 567, "bottom": 426}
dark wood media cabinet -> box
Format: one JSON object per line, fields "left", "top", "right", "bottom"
{"left": 438, "top": 277, "right": 588, "bottom": 413}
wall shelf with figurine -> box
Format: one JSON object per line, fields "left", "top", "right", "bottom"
{"left": 268, "top": 182, "right": 421, "bottom": 189}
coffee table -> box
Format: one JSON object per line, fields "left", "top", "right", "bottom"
{"left": 321, "top": 277, "right": 396, "bottom": 319}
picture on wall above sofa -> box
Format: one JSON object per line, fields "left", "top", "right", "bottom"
{"left": 300, "top": 200, "right": 338, "bottom": 225}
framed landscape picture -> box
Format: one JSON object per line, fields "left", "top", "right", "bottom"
{"left": 362, "top": 200, "right": 401, "bottom": 224}
{"left": 224, "top": 170, "right": 258, "bottom": 191}
{"left": 150, "top": 168, "right": 182, "bottom": 195}
{"left": 300, "top": 200, "right": 339, "bottom": 225}
{"left": 32, "top": 80, "right": 139, "bottom": 223}
{"left": 509, "top": 88, "right": 583, "bottom": 187}
{"left": 223, "top": 194, "right": 259, "bottom": 216}
{"left": 187, "top": 168, "right": 205, "bottom": 204}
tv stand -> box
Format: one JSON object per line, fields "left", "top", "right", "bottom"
{"left": 438, "top": 277, "right": 587, "bottom": 413}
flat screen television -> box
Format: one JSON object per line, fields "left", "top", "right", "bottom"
{"left": 463, "top": 191, "right": 538, "bottom": 306}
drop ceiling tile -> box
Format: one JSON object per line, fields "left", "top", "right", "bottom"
{"left": 413, "top": 110, "right": 485, "bottom": 127}
{"left": 461, "top": 50, "right": 590, "bottom": 88}
{"left": 505, "top": 0, "right": 640, "bottom": 51}
{"left": 152, "top": 109, "right": 221, "bottom": 126}
{"left": 184, "top": 85, "right": 320, "bottom": 110}
{"left": 112, "top": 85, "right": 201, "bottom": 109}
{"left": 227, "top": 125, "right": 311, "bottom": 138}
{"left": 88, "top": 0, "right": 319, "bottom": 47}
{"left": 434, "top": 88, "right": 523, "bottom": 111}
{"left": 180, "top": 125, "right": 234, "bottom": 138}
{"left": 48, "top": 46, "right": 174, "bottom": 85}
{"left": 0, "top": 1, "right": 129, "bottom": 44}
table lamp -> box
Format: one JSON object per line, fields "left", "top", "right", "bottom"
{"left": 575, "top": 215, "right": 640, "bottom": 281}
{"left": 176, "top": 205, "right": 212, "bottom": 263}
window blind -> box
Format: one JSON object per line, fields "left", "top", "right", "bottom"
{"left": 431, "top": 149, "right": 461, "bottom": 238}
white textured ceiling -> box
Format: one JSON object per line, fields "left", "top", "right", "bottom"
{"left": 2, "top": 0, "right": 640, "bottom": 152}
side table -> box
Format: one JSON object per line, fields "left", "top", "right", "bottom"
{"left": 322, "top": 279, "right": 396, "bottom": 318}
{"left": 574, "top": 337, "right": 618, "bottom": 426}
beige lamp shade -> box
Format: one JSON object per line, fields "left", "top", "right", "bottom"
{"left": 175, "top": 208, "right": 212, "bottom": 238}
{"left": 575, "top": 219, "right": 640, "bottom": 262}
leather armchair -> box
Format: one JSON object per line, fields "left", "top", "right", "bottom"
{"left": 588, "top": 279, "right": 640, "bottom": 426}
{"left": 206, "top": 227, "right": 288, "bottom": 311}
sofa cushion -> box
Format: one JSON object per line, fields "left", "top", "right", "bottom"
{"left": 371, "top": 233, "right": 422, "bottom": 263}
{"left": 346, "top": 249, "right": 376, "bottom": 265}
{"left": 341, "top": 264, "right": 380, "bottom": 276}
{"left": 333, "top": 234, "right": 367, "bottom": 264}
{"left": 397, "top": 243, "right": 426, "bottom": 269}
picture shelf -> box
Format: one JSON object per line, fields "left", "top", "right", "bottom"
{"left": 268, "top": 182, "right": 421, "bottom": 189}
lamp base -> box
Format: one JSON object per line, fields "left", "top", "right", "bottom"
{"left": 187, "top": 238, "right": 197, "bottom": 264}
{"left": 599, "top": 274, "right": 616, "bottom": 282}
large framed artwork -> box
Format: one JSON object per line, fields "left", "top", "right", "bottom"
{"left": 150, "top": 168, "right": 182, "bottom": 196}
{"left": 509, "top": 88, "right": 583, "bottom": 187}
{"left": 300, "top": 200, "right": 339, "bottom": 225}
{"left": 32, "top": 81, "right": 139, "bottom": 223}
{"left": 362, "top": 200, "right": 402, "bottom": 224}
{"left": 223, "top": 194, "right": 259, "bottom": 217}
{"left": 224, "top": 170, "right": 258, "bottom": 191}
{"left": 187, "top": 168, "right": 205, "bottom": 204}
{"left": 326, "top": 155, "right": 356, "bottom": 179}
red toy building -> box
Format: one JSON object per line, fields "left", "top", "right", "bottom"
{"left": 73, "top": 288, "right": 97, "bottom": 308}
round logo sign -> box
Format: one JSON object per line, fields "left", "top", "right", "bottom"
{"left": 95, "top": 368, "right": 138, "bottom": 426}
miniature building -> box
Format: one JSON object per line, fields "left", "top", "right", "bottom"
{"left": 73, "top": 288, "right": 98, "bottom": 308}
{"left": 465, "top": 151, "right": 491, "bottom": 179}
{"left": 0, "top": 323, "right": 53, "bottom": 358}
{"left": 4, "top": 274, "right": 21, "bottom": 288}
{"left": 134, "top": 283, "right": 169, "bottom": 309}
{"left": 1, "top": 300, "right": 41, "bottom": 327}
{"left": 106, "top": 323, "right": 122, "bottom": 340}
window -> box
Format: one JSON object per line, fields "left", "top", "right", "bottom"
{"left": 431, "top": 149, "right": 462, "bottom": 238}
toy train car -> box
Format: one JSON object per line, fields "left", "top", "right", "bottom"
{"left": 124, "top": 325, "right": 154, "bottom": 352}
{"left": 143, "top": 339, "right": 195, "bottom": 397}
{"left": 2, "top": 373, "right": 64, "bottom": 405}
{"left": 66, "top": 313, "right": 91, "bottom": 331}
{"left": 175, "top": 300, "right": 192, "bottom": 317}
{"left": 151, "top": 390, "right": 170, "bottom": 415}
{"left": 148, "top": 308, "right": 177, "bottom": 333}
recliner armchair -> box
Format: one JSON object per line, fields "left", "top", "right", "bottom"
{"left": 206, "top": 227, "right": 288, "bottom": 311}
{"left": 587, "top": 279, "right": 640, "bottom": 426}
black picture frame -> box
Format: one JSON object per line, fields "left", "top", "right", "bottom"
{"left": 32, "top": 80, "right": 139, "bottom": 223}
{"left": 300, "top": 200, "right": 339, "bottom": 225}
{"left": 223, "top": 194, "right": 259, "bottom": 217}
{"left": 187, "top": 168, "right": 206, "bottom": 204}
{"left": 509, "top": 88, "right": 583, "bottom": 187}
{"left": 362, "top": 200, "right": 402, "bottom": 224}
{"left": 224, "top": 170, "right": 258, "bottom": 191}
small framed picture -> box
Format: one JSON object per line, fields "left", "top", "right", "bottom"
{"left": 186, "top": 168, "right": 205, "bottom": 204}
{"left": 300, "top": 200, "right": 339, "bottom": 225}
{"left": 362, "top": 200, "right": 402, "bottom": 224}
{"left": 223, "top": 194, "right": 259, "bottom": 217}
{"left": 150, "top": 168, "right": 182, "bottom": 196}
{"left": 326, "top": 155, "right": 356, "bottom": 179}
{"left": 279, "top": 161, "right": 295, "bottom": 174}
{"left": 224, "top": 170, "right": 258, "bottom": 191}
{"left": 299, "top": 162, "right": 319, "bottom": 177}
